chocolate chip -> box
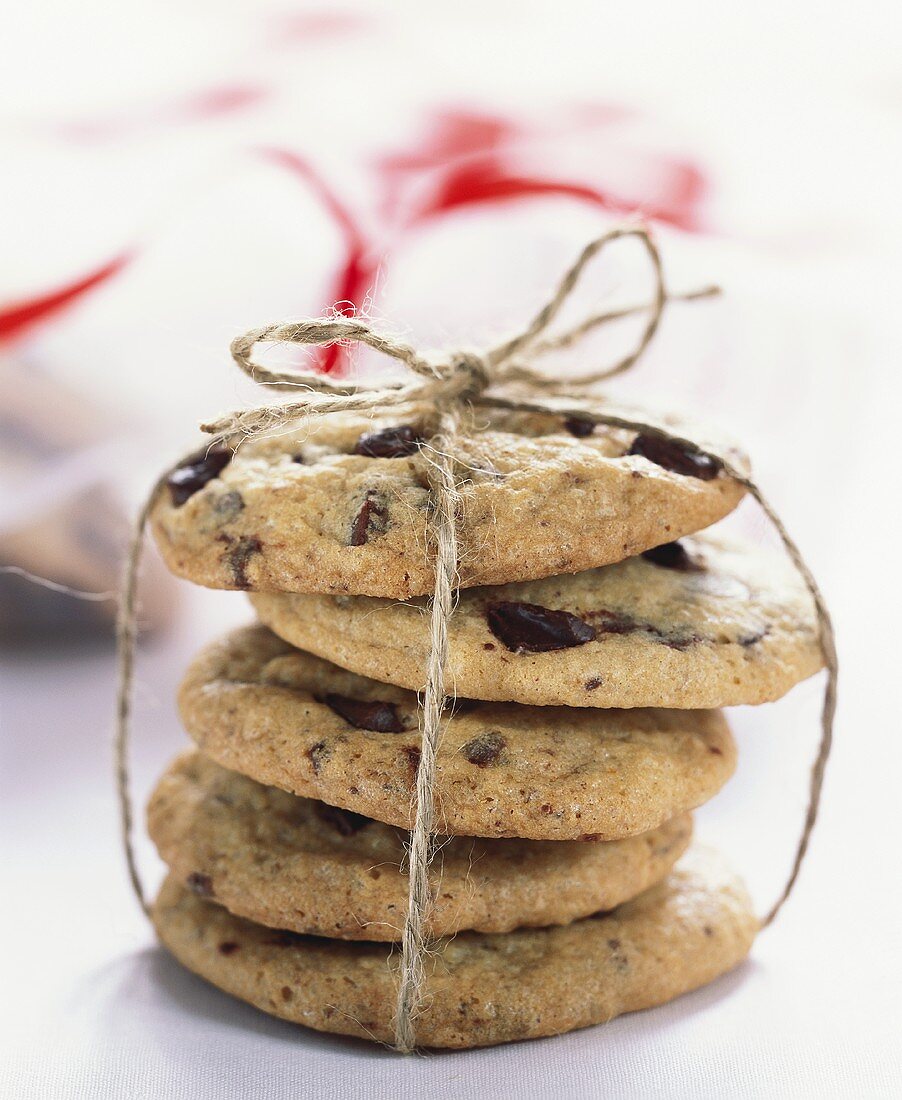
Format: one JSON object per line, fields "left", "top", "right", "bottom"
{"left": 585, "top": 676, "right": 603, "bottom": 690}
{"left": 307, "top": 740, "right": 331, "bottom": 775}
{"left": 167, "top": 446, "right": 232, "bottom": 506}
{"left": 314, "top": 802, "right": 372, "bottom": 836}
{"left": 628, "top": 434, "right": 719, "bottom": 480}
{"left": 323, "top": 693, "right": 405, "bottom": 733}
{"left": 641, "top": 540, "right": 702, "bottom": 572}
{"left": 564, "top": 416, "right": 595, "bottom": 438}
{"left": 218, "top": 941, "right": 240, "bottom": 955}
{"left": 186, "top": 872, "right": 214, "bottom": 898}
{"left": 349, "top": 491, "right": 388, "bottom": 545}
{"left": 460, "top": 732, "right": 506, "bottom": 768}
{"left": 354, "top": 425, "right": 423, "bottom": 458}
{"left": 217, "top": 534, "right": 262, "bottom": 588}
{"left": 486, "top": 601, "right": 596, "bottom": 653}
{"left": 403, "top": 745, "right": 421, "bottom": 781}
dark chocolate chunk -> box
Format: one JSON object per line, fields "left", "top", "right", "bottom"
{"left": 628, "top": 434, "right": 719, "bottom": 480}
{"left": 186, "top": 872, "right": 214, "bottom": 898}
{"left": 354, "top": 424, "right": 423, "bottom": 458}
{"left": 218, "top": 942, "right": 240, "bottom": 955}
{"left": 307, "top": 740, "right": 331, "bottom": 775}
{"left": 460, "top": 731, "right": 506, "bottom": 768}
{"left": 641, "top": 540, "right": 702, "bottom": 572}
{"left": 486, "top": 601, "right": 596, "bottom": 653}
{"left": 167, "top": 446, "right": 232, "bottom": 506}
{"left": 350, "top": 491, "right": 388, "bottom": 546}
{"left": 564, "top": 416, "right": 595, "bottom": 438}
{"left": 314, "top": 802, "right": 372, "bottom": 836}
{"left": 217, "top": 534, "right": 262, "bottom": 588}
{"left": 323, "top": 693, "right": 405, "bottom": 733}
{"left": 403, "top": 745, "right": 421, "bottom": 780}
{"left": 585, "top": 676, "right": 603, "bottom": 690}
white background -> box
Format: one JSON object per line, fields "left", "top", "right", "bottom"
{"left": 2, "top": 2, "right": 901, "bottom": 1097}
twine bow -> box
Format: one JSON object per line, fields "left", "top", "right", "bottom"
{"left": 116, "top": 225, "right": 837, "bottom": 1054}
{"left": 202, "top": 225, "right": 679, "bottom": 445}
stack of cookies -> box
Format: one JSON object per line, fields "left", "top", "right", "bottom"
{"left": 146, "top": 405, "right": 822, "bottom": 1049}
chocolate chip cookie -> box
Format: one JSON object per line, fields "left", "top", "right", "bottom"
{"left": 149, "top": 404, "right": 747, "bottom": 598}
{"left": 152, "top": 845, "right": 757, "bottom": 1049}
{"left": 149, "top": 752, "right": 692, "bottom": 940}
{"left": 252, "top": 533, "right": 822, "bottom": 708}
{"left": 178, "top": 626, "right": 735, "bottom": 840}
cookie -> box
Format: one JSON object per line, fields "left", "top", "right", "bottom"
{"left": 178, "top": 626, "right": 736, "bottom": 840}
{"left": 149, "top": 751, "right": 692, "bottom": 941}
{"left": 152, "top": 845, "right": 757, "bottom": 1049}
{"left": 149, "top": 403, "right": 747, "bottom": 598}
{"left": 252, "top": 533, "right": 822, "bottom": 709}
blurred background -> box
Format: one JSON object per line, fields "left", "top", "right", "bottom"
{"left": 2, "top": 2, "right": 900, "bottom": 1097}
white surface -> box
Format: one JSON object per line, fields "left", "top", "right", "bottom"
{"left": 2, "top": 2, "right": 902, "bottom": 1097}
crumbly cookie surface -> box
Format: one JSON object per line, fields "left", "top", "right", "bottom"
{"left": 149, "top": 752, "right": 692, "bottom": 940}
{"left": 149, "top": 403, "right": 747, "bottom": 598}
{"left": 180, "top": 627, "right": 735, "bottom": 840}
{"left": 252, "top": 533, "right": 822, "bottom": 708}
{"left": 152, "top": 846, "right": 757, "bottom": 1049}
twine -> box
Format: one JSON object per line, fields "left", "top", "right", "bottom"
{"left": 115, "top": 224, "right": 837, "bottom": 1050}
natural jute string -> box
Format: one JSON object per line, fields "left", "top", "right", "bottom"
{"left": 115, "top": 224, "right": 837, "bottom": 1051}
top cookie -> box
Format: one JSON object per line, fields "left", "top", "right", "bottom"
{"left": 251, "top": 533, "right": 823, "bottom": 708}
{"left": 149, "top": 402, "right": 747, "bottom": 598}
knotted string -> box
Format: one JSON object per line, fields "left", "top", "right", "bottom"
{"left": 115, "top": 224, "right": 837, "bottom": 1052}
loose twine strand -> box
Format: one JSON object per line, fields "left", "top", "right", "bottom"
{"left": 115, "top": 224, "right": 837, "bottom": 1051}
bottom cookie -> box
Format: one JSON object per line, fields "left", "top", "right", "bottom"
{"left": 152, "top": 846, "right": 757, "bottom": 1049}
